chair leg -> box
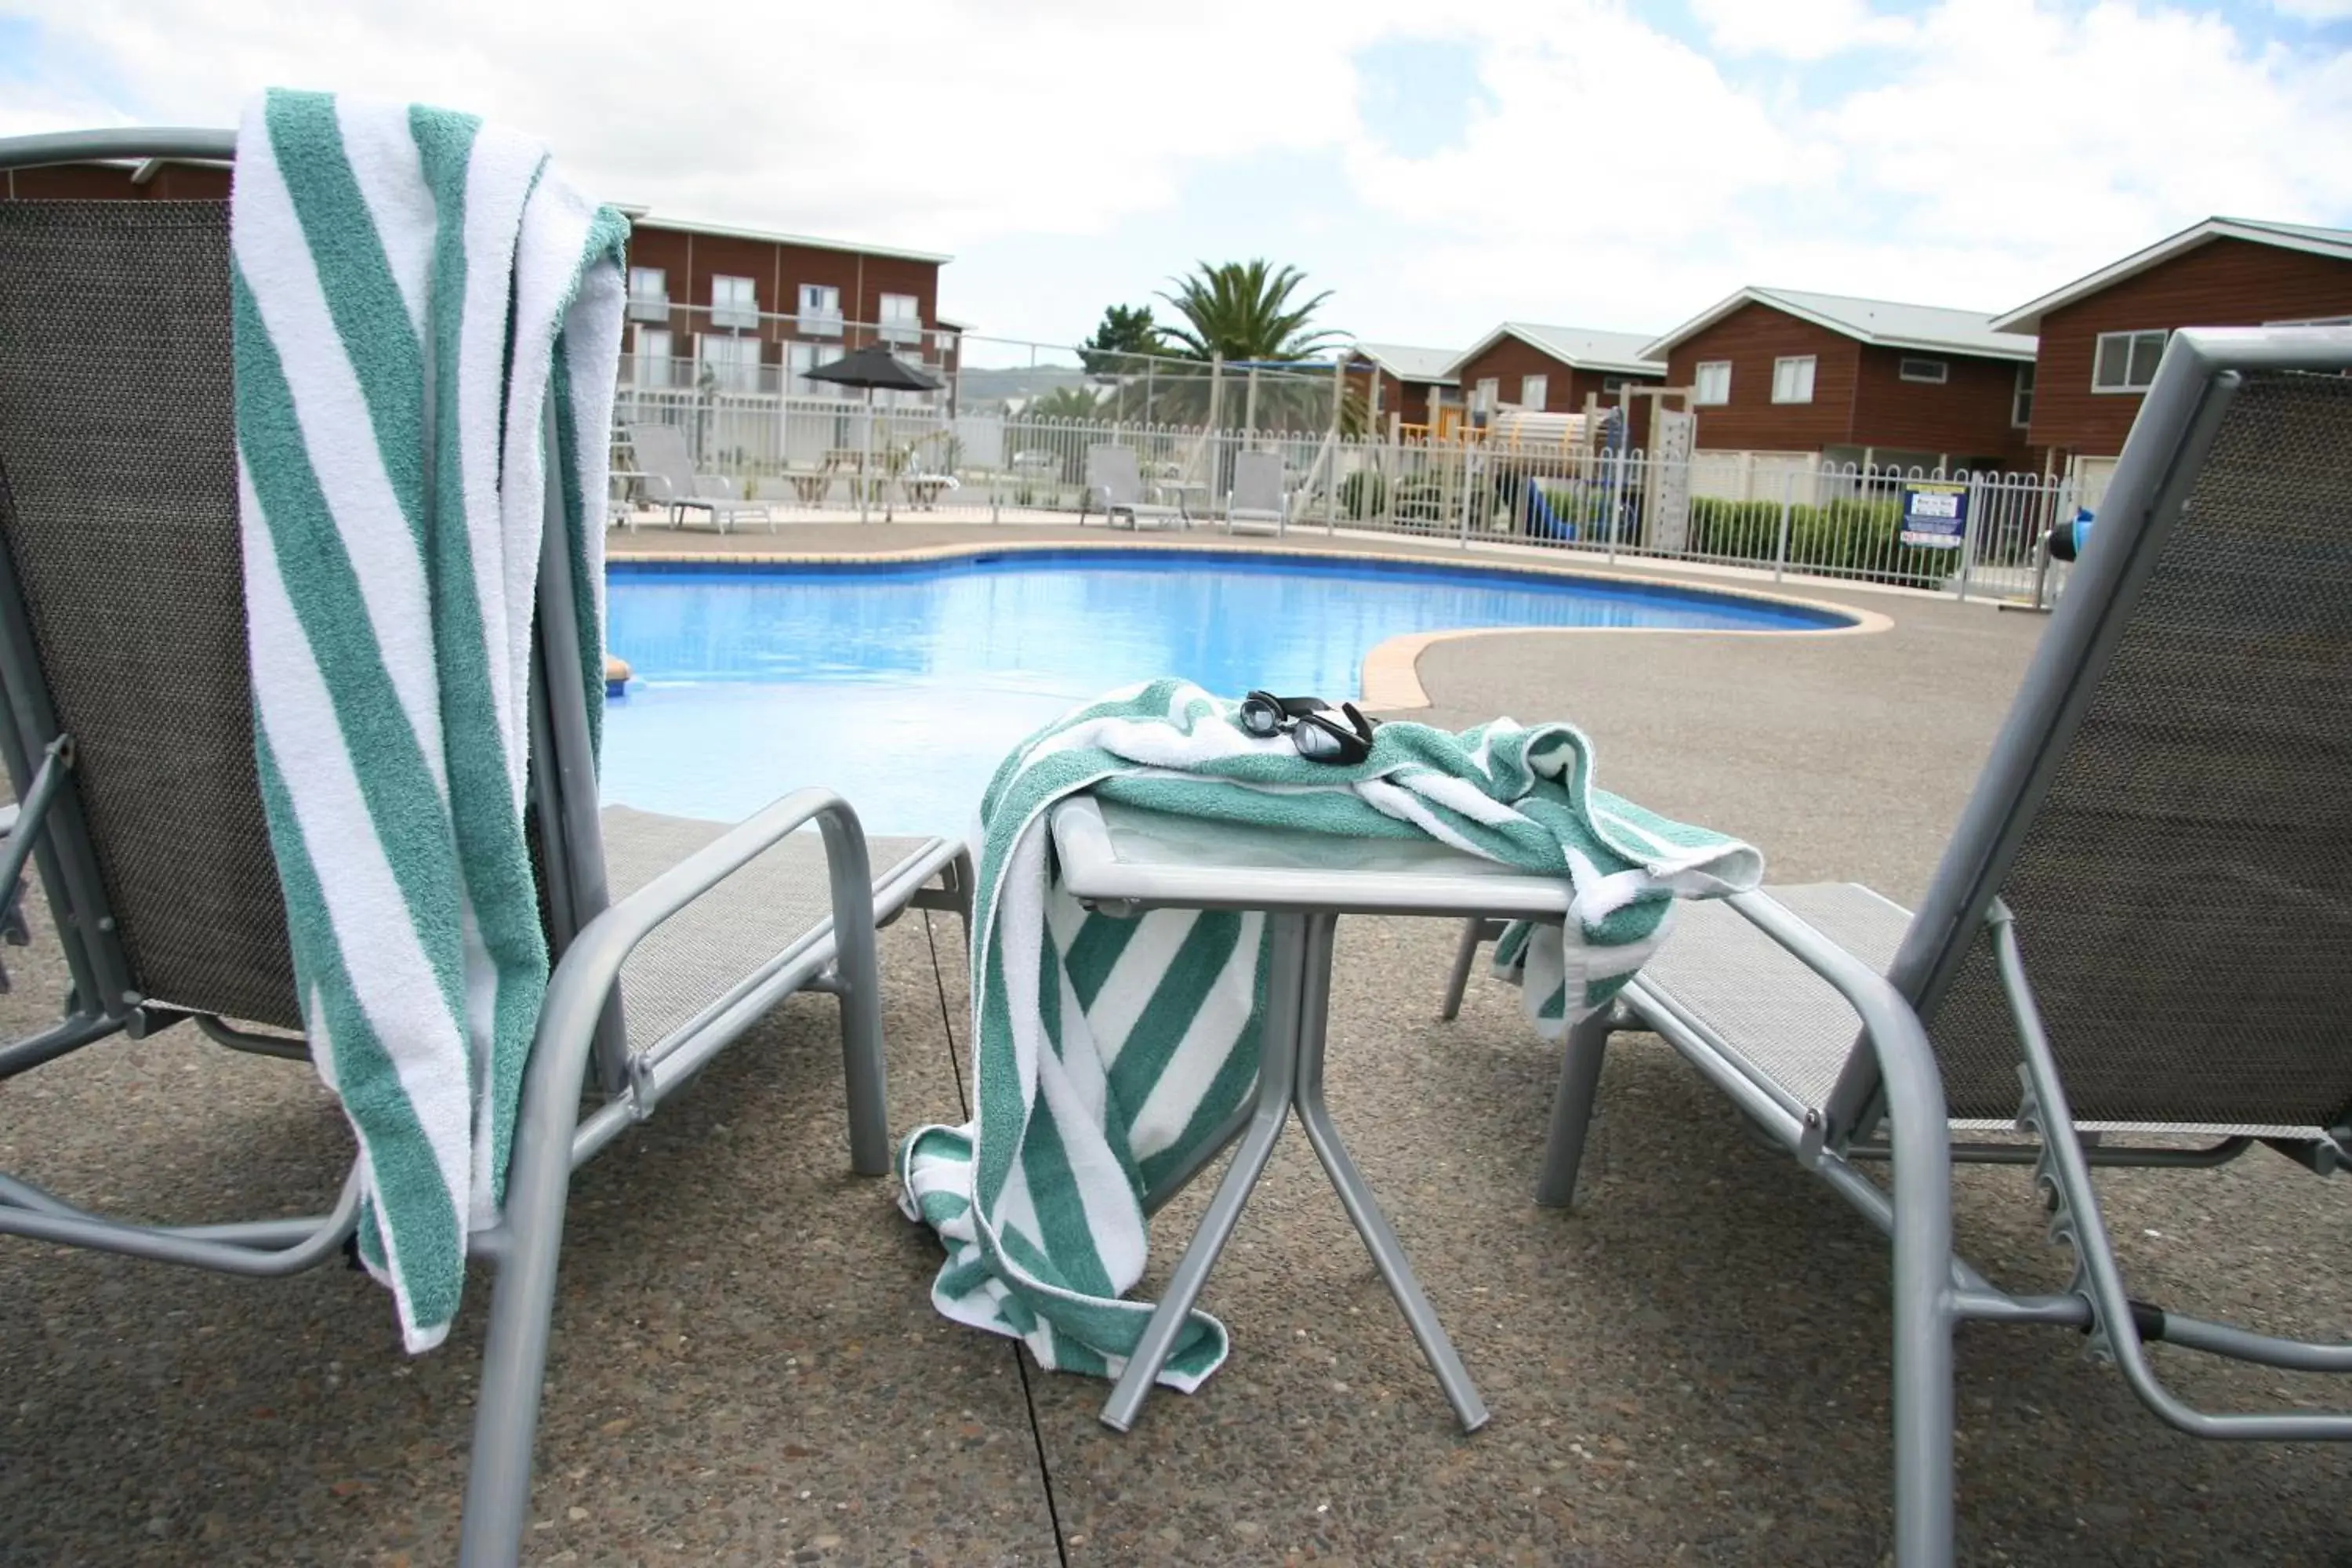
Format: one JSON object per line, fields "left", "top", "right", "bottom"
{"left": 1535, "top": 1008, "right": 1613, "bottom": 1208}
{"left": 1439, "top": 916, "right": 1489, "bottom": 1021}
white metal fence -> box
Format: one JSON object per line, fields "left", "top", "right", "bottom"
{"left": 608, "top": 394, "right": 2077, "bottom": 604}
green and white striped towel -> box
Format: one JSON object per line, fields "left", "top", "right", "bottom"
{"left": 232, "top": 89, "right": 628, "bottom": 1351}
{"left": 898, "top": 678, "right": 1760, "bottom": 1389}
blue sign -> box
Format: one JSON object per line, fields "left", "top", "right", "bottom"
{"left": 1899, "top": 481, "right": 1969, "bottom": 549}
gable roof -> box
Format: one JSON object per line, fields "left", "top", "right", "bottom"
{"left": 1990, "top": 216, "right": 2352, "bottom": 332}
{"left": 1446, "top": 322, "right": 1666, "bottom": 379}
{"left": 1642, "top": 287, "right": 2035, "bottom": 362}
{"left": 1352, "top": 341, "right": 1462, "bottom": 384}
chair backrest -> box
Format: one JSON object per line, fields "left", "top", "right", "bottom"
{"left": 1086, "top": 444, "right": 1142, "bottom": 505}
{"left": 1229, "top": 450, "right": 1284, "bottom": 514}
{"left": 0, "top": 197, "right": 301, "bottom": 1028}
{"left": 0, "top": 151, "right": 617, "bottom": 1051}
{"left": 626, "top": 422, "right": 697, "bottom": 495}
{"left": 1831, "top": 328, "right": 2352, "bottom": 1142}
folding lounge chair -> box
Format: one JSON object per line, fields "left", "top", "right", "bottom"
{"left": 1221, "top": 448, "right": 1288, "bottom": 535}
{"left": 623, "top": 420, "right": 775, "bottom": 532}
{"left": 0, "top": 130, "right": 972, "bottom": 1567}
{"left": 1083, "top": 442, "right": 1185, "bottom": 529}
{"left": 1441, "top": 325, "right": 2352, "bottom": 1566}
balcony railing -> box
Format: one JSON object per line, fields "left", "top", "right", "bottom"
{"left": 801, "top": 311, "right": 844, "bottom": 339}
{"left": 709, "top": 300, "right": 760, "bottom": 330}
{"left": 878, "top": 318, "right": 922, "bottom": 346}
{"left": 626, "top": 294, "right": 670, "bottom": 324}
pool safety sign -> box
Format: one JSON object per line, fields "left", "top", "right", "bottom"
{"left": 1899, "top": 482, "right": 1969, "bottom": 549}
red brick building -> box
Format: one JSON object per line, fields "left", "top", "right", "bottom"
{"left": 1991, "top": 217, "right": 2352, "bottom": 495}
{"left": 617, "top": 216, "right": 958, "bottom": 406}
{"left": 1348, "top": 342, "right": 1460, "bottom": 432}
{"left": 1641, "top": 287, "right": 2038, "bottom": 474}
{"left": 2, "top": 156, "right": 230, "bottom": 201}
{"left": 1446, "top": 323, "right": 1664, "bottom": 445}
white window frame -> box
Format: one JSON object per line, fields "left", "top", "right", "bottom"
{"left": 1770, "top": 355, "right": 1815, "bottom": 405}
{"left": 1898, "top": 356, "right": 1948, "bottom": 384}
{"left": 2012, "top": 362, "right": 2034, "bottom": 429}
{"left": 696, "top": 332, "right": 762, "bottom": 392}
{"left": 797, "top": 283, "right": 844, "bottom": 337}
{"left": 1518, "top": 373, "right": 1548, "bottom": 410}
{"left": 878, "top": 292, "right": 922, "bottom": 345}
{"left": 1473, "top": 376, "right": 1500, "bottom": 413}
{"left": 1693, "top": 360, "right": 1731, "bottom": 405}
{"left": 633, "top": 325, "right": 673, "bottom": 387}
{"left": 2092, "top": 329, "right": 2168, "bottom": 394}
{"left": 710, "top": 274, "right": 759, "bottom": 329}
{"left": 628, "top": 267, "right": 666, "bottom": 303}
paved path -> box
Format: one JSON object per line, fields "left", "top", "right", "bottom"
{"left": 4, "top": 524, "right": 2345, "bottom": 1565}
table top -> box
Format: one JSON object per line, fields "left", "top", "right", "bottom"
{"left": 1047, "top": 797, "right": 1571, "bottom": 920}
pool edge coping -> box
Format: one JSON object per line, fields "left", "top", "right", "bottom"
{"left": 606, "top": 535, "right": 1895, "bottom": 713}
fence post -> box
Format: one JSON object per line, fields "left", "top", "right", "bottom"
{"left": 1955, "top": 472, "right": 1986, "bottom": 601}
{"left": 1207, "top": 354, "right": 1225, "bottom": 434}
{"left": 1458, "top": 443, "right": 1475, "bottom": 549}
{"left": 1773, "top": 480, "right": 1791, "bottom": 583}
{"left": 1325, "top": 355, "right": 1345, "bottom": 532}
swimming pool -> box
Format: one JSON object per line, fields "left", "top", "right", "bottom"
{"left": 599, "top": 549, "right": 1849, "bottom": 836}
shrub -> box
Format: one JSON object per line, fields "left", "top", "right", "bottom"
{"left": 1685, "top": 495, "right": 1955, "bottom": 586}
{"left": 1338, "top": 469, "right": 1386, "bottom": 520}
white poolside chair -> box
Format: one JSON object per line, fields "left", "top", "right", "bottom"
{"left": 1083, "top": 444, "right": 1185, "bottom": 530}
{"left": 1222, "top": 450, "right": 1288, "bottom": 535}
{"left": 624, "top": 423, "right": 773, "bottom": 533}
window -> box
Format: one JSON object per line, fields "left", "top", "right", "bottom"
{"left": 710, "top": 274, "right": 758, "bottom": 329}
{"left": 2092, "top": 329, "right": 2168, "bottom": 394}
{"left": 697, "top": 333, "right": 762, "bottom": 392}
{"left": 1770, "top": 355, "right": 1816, "bottom": 404}
{"left": 787, "top": 341, "right": 844, "bottom": 398}
{"left": 632, "top": 325, "right": 673, "bottom": 387}
{"left": 2012, "top": 362, "right": 2034, "bottom": 429}
{"left": 627, "top": 267, "right": 668, "bottom": 324}
{"left": 1601, "top": 376, "right": 1627, "bottom": 394}
{"left": 1898, "top": 356, "right": 1948, "bottom": 384}
{"left": 1693, "top": 360, "right": 1731, "bottom": 405}
{"left": 878, "top": 292, "right": 921, "bottom": 345}
{"left": 798, "top": 283, "right": 843, "bottom": 336}
{"left": 1518, "top": 374, "right": 1548, "bottom": 409}
{"left": 2267, "top": 314, "right": 2352, "bottom": 328}
{"left": 1473, "top": 376, "right": 1500, "bottom": 412}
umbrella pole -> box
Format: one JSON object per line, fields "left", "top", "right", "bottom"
{"left": 860, "top": 388, "right": 873, "bottom": 524}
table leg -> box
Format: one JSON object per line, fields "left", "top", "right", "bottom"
{"left": 1290, "top": 911, "right": 1491, "bottom": 1433}
{"left": 1099, "top": 913, "right": 1308, "bottom": 1432}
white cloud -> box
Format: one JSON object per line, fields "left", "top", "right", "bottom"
{"left": 1687, "top": 0, "right": 1918, "bottom": 60}
{"left": 2270, "top": 0, "right": 2352, "bottom": 19}
{"left": 5, "top": 0, "right": 2348, "bottom": 350}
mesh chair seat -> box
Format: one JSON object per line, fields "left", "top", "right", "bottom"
{"left": 597, "top": 806, "right": 953, "bottom": 1053}
{"left": 1633, "top": 883, "right": 1910, "bottom": 1120}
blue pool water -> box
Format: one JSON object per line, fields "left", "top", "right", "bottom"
{"left": 600, "top": 550, "right": 1846, "bottom": 836}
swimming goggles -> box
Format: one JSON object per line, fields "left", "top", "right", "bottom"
{"left": 1236, "top": 689, "right": 1381, "bottom": 765}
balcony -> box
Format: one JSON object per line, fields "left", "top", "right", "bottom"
{"left": 709, "top": 300, "right": 760, "bottom": 331}
{"left": 799, "top": 310, "right": 844, "bottom": 339}
{"left": 878, "top": 317, "right": 922, "bottom": 347}
{"left": 626, "top": 292, "right": 670, "bottom": 325}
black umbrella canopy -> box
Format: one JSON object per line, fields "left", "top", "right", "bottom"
{"left": 804, "top": 343, "right": 944, "bottom": 392}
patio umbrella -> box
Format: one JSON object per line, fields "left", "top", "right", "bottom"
{"left": 804, "top": 343, "right": 945, "bottom": 523}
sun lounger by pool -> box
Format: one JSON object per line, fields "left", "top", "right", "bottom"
{"left": 625, "top": 421, "right": 774, "bottom": 532}
{"left": 0, "top": 125, "right": 969, "bottom": 1568}
{"left": 1221, "top": 449, "right": 1288, "bottom": 535}
{"left": 1443, "top": 324, "right": 2352, "bottom": 1566}
{"left": 1083, "top": 443, "right": 1185, "bottom": 530}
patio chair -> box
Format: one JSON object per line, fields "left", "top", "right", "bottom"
{"left": 0, "top": 132, "right": 972, "bottom": 1566}
{"left": 623, "top": 421, "right": 774, "bottom": 532}
{"left": 1083, "top": 442, "right": 1185, "bottom": 530}
{"left": 1440, "top": 325, "right": 2352, "bottom": 1566}
{"left": 1222, "top": 449, "right": 1288, "bottom": 535}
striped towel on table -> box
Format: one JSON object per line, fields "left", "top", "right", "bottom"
{"left": 898, "top": 679, "right": 1761, "bottom": 1390}
{"left": 232, "top": 89, "right": 628, "bottom": 1350}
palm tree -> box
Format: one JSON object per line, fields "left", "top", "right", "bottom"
{"left": 1157, "top": 260, "right": 1341, "bottom": 363}
{"left": 1153, "top": 260, "right": 1345, "bottom": 433}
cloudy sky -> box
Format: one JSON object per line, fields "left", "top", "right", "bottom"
{"left": 5, "top": 0, "right": 2349, "bottom": 366}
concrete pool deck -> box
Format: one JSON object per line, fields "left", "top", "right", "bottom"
{"left": 3, "top": 519, "right": 2347, "bottom": 1564}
